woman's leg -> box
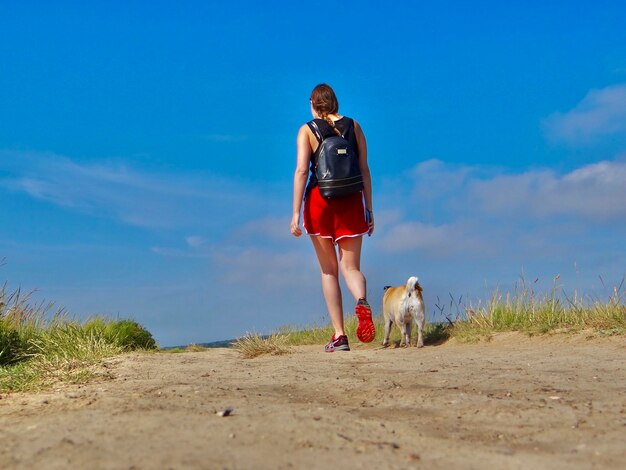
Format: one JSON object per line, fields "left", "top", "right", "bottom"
{"left": 310, "top": 236, "right": 345, "bottom": 337}
{"left": 337, "top": 236, "right": 366, "bottom": 301}
{"left": 338, "top": 235, "right": 375, "bottom": 342}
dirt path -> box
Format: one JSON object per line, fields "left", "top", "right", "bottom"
{"left": 0, "top": 333, "right": 624, "bottom": 469}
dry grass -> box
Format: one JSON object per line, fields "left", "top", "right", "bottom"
{"left": 233, "top": 333, "right": 292, "bottom": 359}
{"left": 452, "top": 276, "right": 625, "bottom": 342}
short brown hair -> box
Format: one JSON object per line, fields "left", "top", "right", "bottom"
{"left": 310, "top": 83, "right": 339, "bottom": 117}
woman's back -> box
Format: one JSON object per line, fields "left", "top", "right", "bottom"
{"left": 308, "top": 116, "right": 358, "bottom": 157}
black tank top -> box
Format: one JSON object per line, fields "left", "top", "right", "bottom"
{"left": 305, "top": 116, "right": 359, "bottom": 195}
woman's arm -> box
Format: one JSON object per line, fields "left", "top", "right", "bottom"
{"left": 354, "top": 120, "right": 374, "bottom": 235}
{"left": 291, "top": 124, "right": 312, "bottom": 237}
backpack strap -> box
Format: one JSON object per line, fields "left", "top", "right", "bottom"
{"left": 307, "top": 120, "right": 323, "bottom": 144}
{"left": 342, "top": 118, "right": 353, "bottom": 138}
{"left": 308, "top": 118, "right": 353, "bottom": 143}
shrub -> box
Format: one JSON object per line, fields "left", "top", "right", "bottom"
{"left": 84, "top": 318, "right": 157, "bottom": 350}
{"left": 1, "top": 276, "right": 158, "bottom": 392}
{"left": 106, "top": 320, "right": 157, "bottom": 350}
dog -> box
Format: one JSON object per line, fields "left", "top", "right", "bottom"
{"left": 382, "top": 276, "right": 426, "bottom": 348}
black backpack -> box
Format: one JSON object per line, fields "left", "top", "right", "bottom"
{"left": 308, "top": 119, "right": 364, "bottom": 198}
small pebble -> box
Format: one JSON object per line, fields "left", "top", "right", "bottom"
{"left": 217, "top": 407, "right": 234, "bottom": 417}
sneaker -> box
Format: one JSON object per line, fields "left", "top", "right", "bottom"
{"left": 325, "top": 335, "right": 350, "bottom": 352}
{"left": 355, "top": 298, "right": 375, "bottom": 343}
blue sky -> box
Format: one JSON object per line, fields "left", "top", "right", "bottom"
{"left": 1, "top": 1, "right": 625, "bottom": 346}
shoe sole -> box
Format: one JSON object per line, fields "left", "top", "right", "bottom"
{"left": 325, "top": 344, "right": 350, "bottom": 352}
{"left": 355, "top": 304, "right": 375, "bottom": 343}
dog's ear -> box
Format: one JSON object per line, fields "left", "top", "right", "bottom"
{"left": 383, "top": 285, "right": 392, "bottom": 291}
{"left": 414, "top": 280, "right": 423, "bottom": 293}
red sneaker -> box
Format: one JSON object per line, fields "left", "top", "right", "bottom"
{"left": 355, "top": 298, "right": 375, "bottom": 343}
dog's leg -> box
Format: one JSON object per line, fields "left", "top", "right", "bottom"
{"left": 382, "top": 317, "right": 392, "bottom": 347}
{"left": 416, "top": 321, "right": 424, "bottom": 348}
{"left": 416, "top": 306, "right": 425, "bottom": 348}
{"left": 399, "top": 322, "right": 410, "bottom": 348}
{"left": 406, "top": 318, "right": 413, "bottom": 347}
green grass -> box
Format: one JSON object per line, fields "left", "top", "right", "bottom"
{"left": 451, "top": 277, "right": 626, "bottom": 342}
{"left": 0, "top": 283, "right": 157, "bottom": 393}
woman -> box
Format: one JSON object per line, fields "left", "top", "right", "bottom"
{"left": 290, "top": 83, "right": 375, "bottom": 352}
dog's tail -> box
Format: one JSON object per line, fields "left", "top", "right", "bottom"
{"left": 406, "top": 276, "right": 423, "bottom": 294}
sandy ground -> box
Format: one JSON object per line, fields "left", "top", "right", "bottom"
{"left": 0, "top": 332, "right": 624, "bottom": 470}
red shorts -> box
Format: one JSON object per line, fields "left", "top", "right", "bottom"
{"left": 303, "top": 186, "right": 368, "bottom": 244}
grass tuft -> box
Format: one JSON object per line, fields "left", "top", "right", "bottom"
{"left": 233, "top": 332, "right": 292, "bottom": 359}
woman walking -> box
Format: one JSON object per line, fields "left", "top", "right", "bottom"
{"left": 290, "top": 83, "right": 375, "bottom": 352}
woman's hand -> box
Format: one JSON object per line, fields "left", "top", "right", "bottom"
{"left": 366, "top": 209, "right": 375, "bottom": 236}
{"left": 290, "top": 212, "right": 302, "bottom": 237}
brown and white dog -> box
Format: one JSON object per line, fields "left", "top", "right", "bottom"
{"left": 382, "top": 276, "right": 426, "bottom": 348}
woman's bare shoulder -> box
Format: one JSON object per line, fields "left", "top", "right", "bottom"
{"left": 298, "top": 123, "right": 313, "bottom": 138}
{"left": 352, "top": 119, "right": 366, "bottom": 137}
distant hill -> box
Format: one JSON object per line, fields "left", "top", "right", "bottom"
{"left": 162, "top": 339, "right": 235, "bottom": 350}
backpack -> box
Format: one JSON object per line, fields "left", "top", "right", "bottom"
{"left": 308, "top": 119, "right": 364, "bottom": 198}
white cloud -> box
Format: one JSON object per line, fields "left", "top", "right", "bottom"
{"left": 387, "top": 157, "right": 626, "bottom": 222}
{"left": 469, "top": 160, "right": 626, "bottom": 220}
{"left": 0, "top": 150, "right": 278, "bottom": 230}
{"left": 211, "top": 247, "right": 316, "bottom": 291}
{"left": 543, "top": 83, "right": 626, "bottom": 144}
{"left": 232, "top": 216, "right": 292, "bottom": 242}
{"left": 185, "top": 235, "right": 207, "bottom": 248}
{"left": 375, "top": 158, "right": 625, "bottom": 259}
{"left": 410, "top": 159, "right": 475, "bottom": 198}
{"left": 376, "top": 219, "right": 494, "bottom": 257}
{"left": 378, "top": 221, "right": 454, "bottom": 252}
{"left": 374, "top": 208, "right": 403, "bottom": 227}
{"left": 150, "top": 246, "right": 203, "bottom": 258}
